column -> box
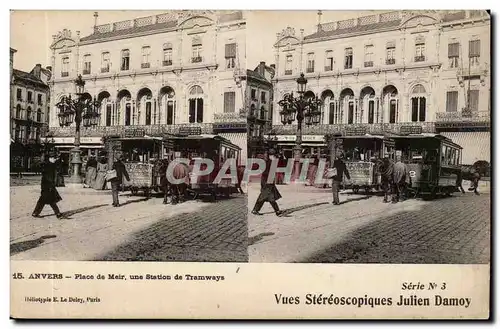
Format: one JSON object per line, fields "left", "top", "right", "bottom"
{"left": 132, "top": 100, "right": 137, "bottom": 125}
{"left": 355, "top": 98, "right": 359, "bottom": 123}
{"left": 396, "top": 98, "right": 400, "bottom": 122}
{"left": 154, "top": 98, "right": 158, "bottom": 124}
{"left": 376, "top": 97, "right": 380, "bottom": 123}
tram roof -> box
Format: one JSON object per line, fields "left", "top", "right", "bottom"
{"left": 340, "top": 134, "right": 389, "bottom": 140}
{"left": 163, "top": 134, "right": 241, "bottom": 149}
{"left": 392, "top": 133, "right": 463, "bottom": 149}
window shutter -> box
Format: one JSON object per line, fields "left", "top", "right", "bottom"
{"left": 225, "top": 43, "right": 236, "bottom": 58}
{"left": 446, "top": 91, "right": 458, "bottom": 112}
{"left": 224, "top": 92, "right": 235, "bottom": 113}
{"left": 448, "top": 43, "right": 459, "bottom": 57}
{"left": 468, "top": 90, "right": 479, "bottom": 112}
{"left": 469, "top": 40, "right": 480, "bottom": 57}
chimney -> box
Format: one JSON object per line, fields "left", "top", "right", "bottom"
{"left": 258, "top": 61, "right": 266, "bottom": 77}
{"left": 33, "top": 64, "right": 42, "bottom": 78}
{"left": 317, "top": 10, "right": 323, "bottom": 32}
{"left": 93, "top": 12, "right": 99, "bottom": 32}
{"left": 270, "top": 64, "right": 276, "bottom": 69}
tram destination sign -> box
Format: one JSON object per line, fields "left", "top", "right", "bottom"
{"left": 123, "top": 128, "right": 146, "bottom": 138}
{"left": 178, "top": 126, "right": 202, "bottom": 136}
{"left": 344, "top": 126, "right": 367, "bottom": 136}
{"left": 400, "top": 125, "right": 423, "bottom": 135}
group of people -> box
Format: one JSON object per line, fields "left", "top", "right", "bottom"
{"left": 32, "top": 151, "right": 132, "bottom": 218}
{"left": 82, "top": 155, "right": 109, "bottom": 190}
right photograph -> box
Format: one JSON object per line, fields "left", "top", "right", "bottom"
{"left": 246, "top": 10, "right": 491, "bottom": 264}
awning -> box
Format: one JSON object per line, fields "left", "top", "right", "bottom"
{"left": 440, "top": 131, "right": 490, "bottom": 165}
{"left": 277, "top": 143, "right": 327, "bottom": 147}
{"left": 217, "top": 132, "right": 247, "bottom": 165}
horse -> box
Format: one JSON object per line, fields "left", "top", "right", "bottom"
{"left": 167, "top": 160, "right": 190, "bottom": 205}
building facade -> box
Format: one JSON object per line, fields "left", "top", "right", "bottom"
{"left": 48, "top": 10, "right": 247, "bottom": 164}
{"left": 10, "top": 47, "right": 52, "bottom": 171}
{"left": 271, "top": 10, "right": 490, "bottom": 165}
{"left": 246, "top": 61, "right": 275, "bottom": 157}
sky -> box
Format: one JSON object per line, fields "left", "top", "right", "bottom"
{"left": 11, "top": 10, "right": 379, "bottom": 73}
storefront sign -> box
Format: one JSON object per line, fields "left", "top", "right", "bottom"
{"left": 123, "top": 128, "right": 146, "bottom": 138}
{"left": 52, "top": 137, "right": 103, "bottom": 144}
{"left": 400, "top": 125, "right": 423, "bottom": 135}
{"left": 179, "top": 126, "right": 202, "bottom": 135}
{"left": 275, "top": 135, "right": 325, "bottom": 142}
{"left": 213, "top": 123, "right": 247, "bottom": 131}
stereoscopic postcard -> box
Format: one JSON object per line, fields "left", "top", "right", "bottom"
{"left": 9, "top": 9, "right": 491, "bottom": 319}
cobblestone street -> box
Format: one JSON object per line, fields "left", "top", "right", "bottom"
{"left": 248, "top": 183, "right": 490, "bottom": 264}
{"left": 10, "top": 185, "right": 247, "bottom": 262}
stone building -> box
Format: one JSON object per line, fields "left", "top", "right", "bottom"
{"left": 48, "top": 10, "right": 247, "bottom": 164}
{"left": 246, "top": 61, "right": 275, "bottom": 157}
{"left": 10, "top": 47, "right": 52, "bottom": 171}
{"left": 271, "top": 10, "right": 490, "bottom": 165}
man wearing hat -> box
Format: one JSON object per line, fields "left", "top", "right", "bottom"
{"left": 251, "top": 148, "right": 284, "bottom": 216}
{"left": 109, "top": 153, "right": 130, "bottom": 207}
{"left": 32, "top": 151, "right": 64, "bottom": 218}
{"left": 329, "top": 152, "right": 351, "bottom": 205}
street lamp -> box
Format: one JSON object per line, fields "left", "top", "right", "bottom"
{"left": 277, "top": 73, "right": 323, "bottom": 181}
{"left": 55, "top": 74, "right": 101, "bottom": 184}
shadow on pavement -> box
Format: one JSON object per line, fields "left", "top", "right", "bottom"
{"left": 297, "top": 194, "right": 490, "bottom": 264}
{"left": 120, "top": 197, "right": 150, "bottom": 207}
{"left": 58, "top": 203, "right": 109, "bottom": 219}
{"left": 248, "top": 232, "right": 275, "bottom": 246}
{"left": 10, "top": 235, "right": 57, "bottom": 256}
{"left": 93, "top": 196, "right": 248, "bottom": 262}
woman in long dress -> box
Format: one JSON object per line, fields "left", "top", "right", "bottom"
{"left": 93, "top": 157, "right": 108, "bottom": 190}
{"left": 84, "top": 156, "right": 98, "bottom": 188}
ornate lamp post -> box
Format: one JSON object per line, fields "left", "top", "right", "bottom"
{"left": 278, "top": 73, "right": 322, "bottom": 181}
{"left": 55, "top": 75, "right": 101, "bottom": 184}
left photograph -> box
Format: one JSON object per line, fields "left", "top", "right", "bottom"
{"left": 10, "top": 10, "right": 248, "bottom": 262}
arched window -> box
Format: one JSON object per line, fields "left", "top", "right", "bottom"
{"left": 121, "top": 49, "right": 130, "bottom": 71}
{"left": 189, "top": 86, "right": 204, "bottom": 123}
{"left": 411, "top": 84, "right": 427, "bottom": 122}
{"left": 141, "top": 46, "right": 151, "bottom": 68}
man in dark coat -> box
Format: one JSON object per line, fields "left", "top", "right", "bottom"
{"left": 392, "top": 155, "right": 408, "bottom": 203}
{"left": 109, "top": 154, "right": 130, "bottom": 207}
{"left": 251, "top": 149, "right": 284, "bottom": 216}
{"left": 32, "top": 152, "right": 64, "bottom": 219}
{"left": 330, "top": 153, "right": 351, "bottom": 205}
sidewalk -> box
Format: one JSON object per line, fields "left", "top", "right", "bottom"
{"left": 247, "top": 182, "right": 489, "bottom": 263}
{"left": 10, "top": 185, "right": 208, "bottom": 260}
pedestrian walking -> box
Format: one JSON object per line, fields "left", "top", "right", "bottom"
{"left": 109, "top": 154, "right": 130, "bottom": 207}
{"left": 379, "top": 156, "right": 394, "bottom": 203}
{"left": 392, "top": 155, "right": 408, "bottom": 203}
{"left": 251, "top": 149, "right": 284, "bottom": 216}
{"left": 84, "top": 155, "right": 98, "bottom": 188}
{"left": 32, "top": 152, "right": 64, "bottom": 219}
{"left": 327, "top": 152, "right": 350, "bottom": 205}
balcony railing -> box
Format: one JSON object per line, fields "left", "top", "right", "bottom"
{"left": 191, "top": 56, "right": 203, "bottom": 63}
{"left": 213, "top": 112, "right": 246, "bottom": 123}
{"left": 101, "top": 67, "right": 110, "bottom": 73}
{"left": 141, "top": 63, "right": 151, "bottom": 69}
{"left": 83, "top": 69, "right": 91, "bottom": 75}
{"left": 284, "top": 70, "right": 293, "bottom": 76}
{"left": 436, "top": 111, "right": 490, "bottom": 123}
{"left": 271, "top": 122, "right": 436, "bottom": 136}
{"left": 47, "top": 123, "right": 215, "bottom": 138}
{"left": 163, "top": 60, "right": 172, "bottom": 66}
{"left": 415, "top": 56, "right": 426, "bottom": 62}
{"left": 61, "top": 72, "right": 69, "bottom": 77}
{"left": 364, "top": 61, "right": 373, "bottom": 68}
{"left": 386, "top": 58, "right": 396, "bottom": 65}
{"left": 324, "top": 66, "right": 333, "bottom": 72}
